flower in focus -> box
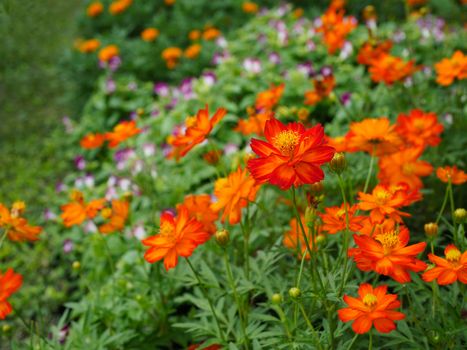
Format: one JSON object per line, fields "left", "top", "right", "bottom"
{"left": 87, "top": 2, "right": 103, "bottom": 17}
{"left": 436, "top": 166, "right": 467, "bottom": 185}
{"left": 141, "top": 28, "right": 159, "bottom": 42}
{"left": 184, "top": 44, "right": 202, "bottom": 59}
{"left": 98, "top": 45, "right": 119, "bottom": 63}
{"left": 235, "top": 110, "right": 273, "bottom": 136}
{"left": 422, "top": 244, "right": 467, "bottom": 285}
{"left": 142, "top": 206, "right": 210, "bottom": 270}
{"left": 167, "top": 106, "right": 227, "bottom": 160}
{"left": 346, "top": 118, "right": 402, "bottom": 156}
{"left": 378, "top": 147, "right": 433, "bottom": 189}
{"left": 105, "top": 120, "right": 141, "bottom": 149}
{"left": 60, "top": 190, "right": 105, "bottom": 227}
{"left": 242, "top": 2, "right": 259, "bottom": 14}
{"left": 0, "top": 268, "right": 22, "bottom": 320}
{"left": 78, "top": 39, "right": 101, "bottom": 53}
{"left": 434, "top": 51, "right": 467, "bottom": 86}
{"left": 320, "top": 203, "right": 364, "bottom": 234}
{"left": 0, "top": 202, "right": 42, "bottom": 242}
{"left": 98, "top": 200, "right": 130, "bottom": 234}
{"left": 338, "top": 283, "right": 405, "bottom": 334}
{"left": 395, "top": 109, "right": 443, "bottom": 148}
{"left": 357, "top": 40, "right": 393, "bottom": 66}
{"left": 109, "top": 0, "right": 132, "bottom": 15}
{"left": 248, "top": 117, "right": 335, "bottom": 190}
{"left": 368, "top": 53, "right": 419, "bottom": 85}
{"left": 211, "top": 167, "right": 260, "bottom": 225}
{"left": 202, "top": 27, "right": 221, "bottom": 41}
{"left": 349, "top": 225, "right": 427, "bottom": 283}
{"left": 255, "top": 83, "right": 285, "bottom": 111}
{"left": 80, "top": 132, "right": 106, "bottom": 149}
{"left": 177, "top": 195, "right": 218, "bottom": 234}
{"left": 161, "top": 47, "right": 183, "bottom": 69}
{"left": 304, "top": 74, "right": 335, "bottom": 105}
{"left": 283, "top": 216, "right": 323, "bottom": 259}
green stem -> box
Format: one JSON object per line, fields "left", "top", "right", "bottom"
{"left": 273, "top": 304, "right": 292, "bottom": 341}
{"left": 298, "top": 303, "right": 322, "bottom": 350}
{"left": 337, "top": 174, "right": 351, "bottom": 296}
{"left": 0, "top": 229, "right": 7, "bottom": 250}
{"left": 185, "top": 258, "right": 226, "bottom": 342}
{"left": 362, "top": 152, "right": 375, "bottom": 194}
{"left": 347, "top": 333, "right": 359, "bottom": 350}
{"left": 447, "top": 181, "right": 458, "bottom": 245}
{"left": 435, "top": 184, "right": 450, "bottom": 224}
{"left": 368, "top": 329, "right": 373, "bottom": 350}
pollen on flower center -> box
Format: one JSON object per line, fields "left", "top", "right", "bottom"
{"left": 376, "top": 231, "right": 399, "bottom": 251}
{"left": 374, "top": 189, "right": 391, "bottom": 204}
{"left": 363, "top": 293, "right": 378, "bottom": 307}
{"left": 446, "top": 248, "right": 461, "bottom": 262}
{"left": 273, "top": 130, "right": 300, "bottom": 156}
{"left": 159, "top": 221, "right": 175, "bottom": 241}
{"left": 402, "top": 163, "right": 414, "bottom": 175}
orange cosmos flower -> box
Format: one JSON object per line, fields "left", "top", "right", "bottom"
{"left": 320, "top": 203, "right": 364, "bottom": 234}
{"left": 317, "top": 5, "right": 357, "bottom": 54}
{"left": 357, "top": 184, "right": 415, "bottom": 223}
{"left": 188, "top": 30, "right": 201, "bottom": 41}
{"left": 184, "top": 44, "right": 201, "bottom": 59}
{"left": 203, "top": 149, "right": 222, "bottom": 165}
{"left": 346, "top": 118, "right": 402, "bottom": 156}
{"left": 436, "top": 166, "right": 467, "bottom": 185}
{"left": 202, "top": 28, "right": 221, "bottom": 41}
{"left": 60, "top": 190, "right": 106, "bottom": 227}
{"left": 177, "top": 194, "right": 218, "bottom": 234}
{"left": 109, "top": 0, "right": 132, "bottom": 15}
{"left": 78, "top": 39, "right": 101, "bottom": 53}
{"left": 247, "top": 118, "right": 335, "bottom": 190}
{"left": 283, "top": 216, "right": 323, "bottom": 260}
{"left": 255, "top": 84, "right": 285, "bottom": 111}
{"left": 378, "top": 147, "right": 433, "bottom": 190}
{"left": 235, "top": 110, "right": 273, "bottom": 136}
{"left": 349, "top": 225, "right": 427, "bottom": 283}
{"left": 98, "top": 45, "right": 119, "bottom": 62}
{"left": 368, "top": 53, "right": 419, "bottom": 85}
{"left": 211, "top": 167, "right": 260, "bottom": 225}
{"left": 242, "top": 2, "right": 259, "bottom": 14}
{"left": 80, "top": 132, "right": 106, "bottom": 149}
{"left": 141, "top": 28, "right": 159, "bottom": 42}
{"left": 358, "top": 217, "right": 398, "bottom": 237}
{"left": 98, "top": 200, "right": 130, "bottom": 234}
{"left": 161, "top": 47, "right": 183, "bottom": 69}
{"left": 0, "top": 202, "right": 42, "bottom": 242}
{"left": 357, "top": 40, "right": 393, "bottom": 66}
{"left": 395, "top": 109, "right": 443, "bottom": 148}
{"left": 105, "top": 120, "right": 141, "bottom": 148}
{"left": 338, "top": 283, "right": 405, "bottom": 334}
{"left": 167, "top": 106, "right": 227, "bottom": 160}
{"left": 87, "top": 2, "right": 103, "bottom": 17}
{"left": 304, "top": 75, "right": 336, "bottom": 106}
{"left": 422, "top": 244, "right": 467, "bottom": 285}
{"left": 0, "top": 268, "right": 23, "bottom": 320}
{"left": 434, "top": 51, "right": 467, "bottom": 86}
{"left": 142, "top": 206, "right": 210, "bottom": 271}
{"left": 164, "top": 0, "right": 176, "bottom": 5}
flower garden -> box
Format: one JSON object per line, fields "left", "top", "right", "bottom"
{"left": 1, "top": 0, "right": 466, "bottom": 349}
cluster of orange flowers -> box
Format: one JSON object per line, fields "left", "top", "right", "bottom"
{"left": 141, "top": 28, "right": 160, "bottom": 42}
{"left": 86, "top": 0, "right": 133, "bottom": 17}
{"left": 434, "top": 50, "right": 467, "bottom": 86}
{"left": 80, "top": 120, "right": 141, "bottom": 150}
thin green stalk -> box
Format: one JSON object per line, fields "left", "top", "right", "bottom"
{"left": 0, "top": 229, "right": 7, "bottom": 250}
{"left": 347, "top": 333, "right": 359, "bottom": 350}
{"left": 447, "top": 181, "right": 458, "bottom": 245}
{"left": 368, "top": 329, "right": 373, "bottom": 350}
{"left": 337, "top": 174, "right": 351, "bottom": 296}
{"left": 273, "top": 305, "right": 292, "bottom": 341}
{"left": 362, "top": 152, "right": 375, "bottom": 194}
{"left": 298, "top": 303, "right": 322, "bottom": 350}
{"left": 185, "top": 258, "right": 226, "bottom": 342}
{"left": 435, "top": 184, "right": 450, "bottom": 224}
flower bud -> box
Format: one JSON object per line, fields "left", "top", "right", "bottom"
{"left": 316, "top": 234, "right": 326, "bottom": 244}
{"left": 136, "top": 108, "right": 145, "bottom": 116}
{"left": 289, "top": 287, "right": 301, "bottom": 299}
{"left": 453, "top": 208, "right": 466, "bottom": 223}
{"left": 72, "top": 261, "right": 81, "bottom": 270}
{"left": 424, "top": 222, "right": 438, "bottom": 237}
{"left": 362, "top": 5, "right": 377, "bottom": 21}
{"left": 2, "top": 324, "right": 11, "bottom": 333}
{"left": 215, "top": 229, "right": 230, "bottom": 247}
{"left": 310, "top": 181, "right": 323, "bottom": 193}
{"left": 329, "top": 152, "right": 347, "bottom": 174}
{"left": 271, "top": 293, "right": 283, "bottom": 305}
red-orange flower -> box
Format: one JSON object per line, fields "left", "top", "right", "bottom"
{"left": 98, "top": 45, "right": 119, "bottom": 63}
{"left": 211, "top": 167, "right": 260, "bottom": 225}
{"left": 434, "top": 51, "right": 467, "bottom": 86}
{"left": 255, "top": 84, "right": 285, "bottom": 111}
{"left": 161, "top": 47, "right": 183, "bottom": 69}
{"left": 378, "top": 147, "right": 433, "bottom": 189}
{"left": 358, "top": 217, "right": 398, "bottom": 237}
{"left": 202, "top": 28, "right": 221, "bottom": 41}
{"left": 87, "top": 2, "right": 103, "bottom": 17}
{"left": 0, "top": 202, "right": 42, "bottom": 242}
{"left": 105, "top": 120, "right": 141, "bottom": 148}
{"left": 368, "top": 53, "right": 419, "bottom": 85}
{"left": 78, "top": 39, "right": 101, "bottom": 53}
{"left": 357, "top": 40, "right": 393, "bottom": 66}
{"left": 436, "top": 166, "right": 467, "bottom": 185}
{"left": 141, "top": 28, "right": 159, "bottom": 42}
{"left": 235, "top": 110, "right": 273, "bottom": 136}
{"left": 346, "top": 118, "right": 402, "bottom": 156}
{"left": 80, "top": 132, "right": 106, "bottom": 149}
{"left": 349, "top": 226, "right": 427, "bottom": 283}
{"left": 247, "top": 118, "right": 335, "bottom": 190}
{"left": 283, "top": 216, "right": 323, "bottom": 260}
{"left": 422, "top": 244, "right": 467, "bottom": 285}
{"left": 167, "top": 106, "right": 226, "bottom": 160}
{"left": 142, "top": 206, "right": 211, "bottom": 270}
{"left": 317, "top": 5, "right": 357, "bottom": 54}
{"left": 0, "top": 268, "right": 23, "bottom": 320}
{"left": 177, "top": 194, "right": 218, "bottom": 234}
{"left": 109, "top": 0, "right": 132, "bottom": 15}
{"left": 338, "top": 283, "right": 405, "bottom": 334}
{"left": 98, "top": 200, "right": 130, "bottom": 234}
{"left": 395, "top": 109, "right": 443, "bottom": 148}
{"left": 60, "top": 190, "right": 106, "bottom": 227}
{"left": 320, "top": 203, "right": 364, "bottom": 234}
{"left": 304, "top": 75, "right": 335, "bottom": 106}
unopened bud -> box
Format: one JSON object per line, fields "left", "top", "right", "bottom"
{"left": 136, "top": 108, "right": 145, "bottom": 116}
{"left": 2, "top": 324, "right": 11, "bottom": 333}
{"left": 363, "top": 5, "right": 376, "bottom": 21}
{"left": 215, "top": 229, "right": 230, "bottom": 247}
{"left": 453, "top": 208, "right": 466, "bottom": 223}
{"left": 271, "top": 293, "right": 283, "bottom": 305}
{"left": 316, "top": 234, "right": 326, "bottom": 244}
{"left": 310, "top": 181, "right": 324, "bottom": 193}
{"left": 72, "top": 261, "right": 81, "bottom": 270}
{"left": 329, "top": 152, "right": 347, "bottom": 174}
{"left": 424, "top": 222, "right": 438, "bottom": 237}
{"left": 289, "top": 287, "right": 301, "bottom": 299}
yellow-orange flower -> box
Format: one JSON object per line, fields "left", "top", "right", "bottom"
{"left": 141, "top": 28, "right": 159, "bottom": 42}
{"left": 109, "top": 0, "right": 132, "bottom": 15}
{"left": 235, "top": 110, "right": 273, "bottom": 136}
{"left": 242, "top": 2, "right": 259, "bottom": 13}
{"left": 98, "top": 200, "right": 130, "bottom": 234}
{"left": 177, "top": 195, "right": 218, "bottom": 234}
{"left": 357, "top": 40, "right": 393, "bottom": 66}
{"left": 184, "top": 44, "right": 201, "bottom": 59}
{"left": 436, "top": 166, "right": 467, "bottom": 185}
{"left": 434, "top": 51, "right": 467, "bottom": 86}
{"left": 395, "top": 109, "right": 443, "bottom": 148}
{"left": 368, "top": 54, "right": 418, "bottom": 85}
{"left": 78, "top": 39, "right": 101, "bottom": 53}
{"left": 0, "top": 268, "right": 22, "bottom": 320}
{"left": 422, "top": 244, "right": 467, "bottom": 285}
{"left": 211, "top": 167, "right": 260, "bottom": 225}
{"left": 202, "top": 28, "right": 221, "bottom": 41}
{"left": 105, "top": 120, "right": 141, "bottom": 148}
{"left": 0, "top": 202, "right": 42, "bottom": 242}
{"left": 164, "top": 0, "right": 176, "bottom": 5}
{"left": 87, "top": 2, "right": 104, "bottom": 17}
{"left": 80, "top": 132, "right": 106, "bottom": 149}
{"left": 320, "top": 203, "right": 364, "bottom": 234}
{"left": 60, "top": 190, "right": 105, "bottom": 227}
{"left": 255, "top": 83, "right": 285, "bottom": 111}
{"left": 188, "top": 30, "right": 201, "bottom": 41}
{"left": 304, "top": 75, "right": 335, "bottom": 106}
{"left": 317, "top": 4, "right": 357, "bottom": 54}
{"left": 98, "top": 45, "right": 119, "bottom": 62}
{"left": 161, "top": 47, "right": 183, "bottom": 69}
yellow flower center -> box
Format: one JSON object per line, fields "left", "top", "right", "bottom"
{"left": 363, "top": 293, "right": 378, "bottom": 307}
{"left": 70, "top": 190, "right": 84, "bottom": 203}
{"left": 413, "top": 118, "right": 425, "bottom": 130}
{"left": 159, "top": 221, "right": 176, "bottom": 242}
{"left": 273, "top": 130, "right": 300, "bottom": 156}
{"left": 185, "top": 116, "right": 197, "bottom": 128}
{"left": 376, "top": 231, "right": 399, "bottom": 253}
{"left": 374, "top": 189, "right": 391, "bottom": 204}
{"left": 446, "top": 248, "right": 461, "bottom": 263}
{"left": 336, "top": 208, "right": 346, "bottom": 218}
{"left": 101, "top": 208, "right": 113, "bottom": 219}
{"left": 402, "top": 163, "right": 414, "bottom": 175}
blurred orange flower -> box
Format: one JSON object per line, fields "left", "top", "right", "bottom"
{"left": 184, "top": 44, "right": 201, "bottom": 59}
{"left": 177, "top": 195, "right": 218, "bottom": 234}
{"left": 242, "top": 2, "right": 259, "bottom": 13}
{"left": 338, "top": 284, "right": 405, "bottom": 334}
{"left": 98, "top": 200, "right": 130, "bottom": 234}
{"left": 164, "top": 0, "right": 176, "bottom": 5}
{"left": 357, "top": 40, "right": 393, "bottom": 66}
{"left": 436, "top": 165, "right": 467, "bottom": 185}
{"left": 304, "top": 75, "right": 335, "bottom": 106}
{"left": 247, "top": 117, "right": 335, "bottom": 190}
{"left": 188, "top": 30, "right": 201, "bottom": 41}
{"left": 283, "top": 216, "right": 323, "bottom": 260}
{"left": 167, "top": 106, "right": 227, "bottom": 160}
{"left": 98, "top": 45, "right": 119, "bottom": 62}
{"left": 0, "top": 202, "right": 42, "bottom": 242}
{"left": 141, "top": 28, "right": 159, "bottom": 42}
{"left": 78, "top": 39, "right": 101, "bottom": 53}
{"left": 422, "top": 244, "right": 467, "bottom": 285}
{"left": 235, "top": 110, "right": 273, "bottom": 136}
{"left": 368, "top": 53, "right": 418, "bottom": 85}
{"left": 109, "top": 0, "right": 132, "bottom": 15}
{"left": 142, "top": 206, "right": 210, "bottom": 270}
{"left": 395, "top": 109, "right": 443, "bottom": 148}
{"left": 203, "top": 28, "right": 221, "bottom": 41}
{"left": 60, "top": 190, "right": 105, "bottom": 227}
{"left": 87, "top": 2, "right": 104, "bottom": 17}
{"left": 317, "top": 4, "right": 357, "bottom": 54}
{"left": 80, "top": 132, "right": 106, "bottom": 149}
{"left": 255, "top": 83, "right": 285, "bottom": 111}
{"left": 0, "top": 268, "right": 22, "bottom": 320}
{"left": 161, "top": 47, "right": 183, "bottom": 69}
{"left": 211, "top": 167, "right": 260, "bottom": 225}
{"left": 105, "top": 120, "right": 141, "bottom": 148}
{"left": 434, "top": 50, "right": 467, "bottom": 86}
{"left": 320, "top": 203, "right": 364, "bottom": 234}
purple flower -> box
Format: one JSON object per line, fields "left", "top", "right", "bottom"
{"left": 212, "top": 51, "right": 230, "bottom": 65}
{"left": 106, "top": 79, "right": 116, "bottom": 94}
{"left": 306, "top": 40, "right": 316, "bottom": 52}
{"left": 339, "top": 41, "right": 353, "bottom": 60}
{"left": 216, "top": 36, "right": 228, "bottom": 48}
{"left": 127, "top": 82, "right": 137, "bottom": 91}
{"left": 165, "top": 98, "right": 178, "bottom": 111}
{"left": 62, "top": 116, "right": 74, "bottom": 134}
{"left": 243, "top": 58, "right": 262, "bottom": 74}
{"left": 44, "top": 209, "right": 57, "bottom": 221}
{"left": 84, "top": 174, "right": 95, "bottom": 188}
{"left": 58, "top": 325, "right": 70, "bottom": 344}
{"left": 202, "top": 71, "right": 217, "bottom": 86}
{"left": 320, "top": 66, "right": 333, "bottom": 77}
{"left": 142, "top": 143, "right": 156, "bottom": 157}
{"left": 340, "top": 92, "right": 352, "bottom": 106}
{"left": 74, "top": 156, "right": 86, "bottom": 170}
{"left": 224, "top": 143, "right": 238, "bottom": 156}
{"left": 56, "top": 182, "right": 67, "bottom": 193}
{"left": 108, "top": 56, "right": 122, "bottom": 72}
{"left": 179, "top": 78, "right": 196, "bottom": 100}
{"left": 84, "top": 221, "right": 97, "bottom": 233}
{"left": 151, "top": 109, "right": 160, "bottom": 118}
{"left": 114, "top": 148, "right": 135, "bottom": 170}
{"left": 393, "top": 30, "right": 406, "bottom": 43}
{"left": 268, "top": 52, "right": 281, "bottom": 64}
{"left": 63, "top": 240, "right": 74, "bottom": 253}
{"left": 154, "top": 82, "right": 170, "bottom": 97}
{"left": 297, "top": 61, "right": 314, "bottom": 77}
{"left": 132, "top": 224, "right": 146, "bottom": 240}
